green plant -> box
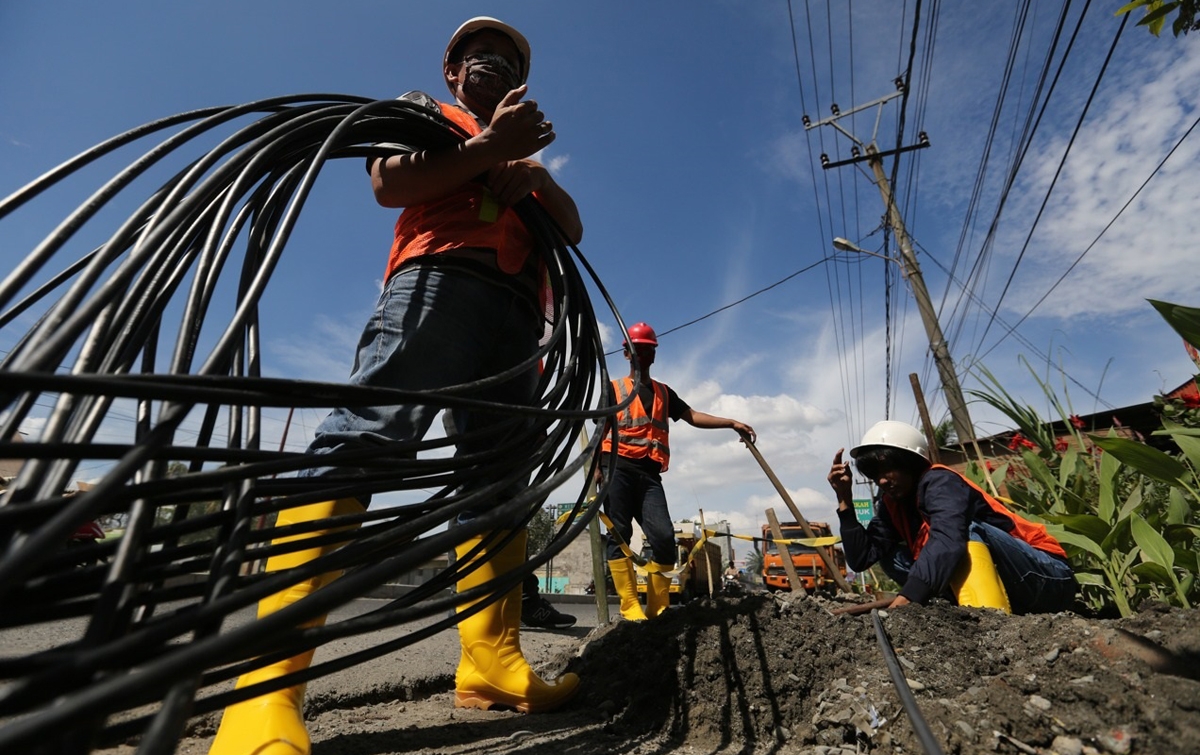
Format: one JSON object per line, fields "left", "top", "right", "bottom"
{"left": 1117, "top": 0, "right": 1200, "bottom": 37}
{"left": 743, "top": 548, "right": 764, "bottom": 578}
{"left": 965, "top": 301, "right": 1200, "bottom": 616}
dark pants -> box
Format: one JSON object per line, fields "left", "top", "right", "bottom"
{"left": 603, "top": 466, "right": 676, "bottom": 565}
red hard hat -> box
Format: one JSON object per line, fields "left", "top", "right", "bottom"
{"left": 625, "top": 322, "right": 658, "bottom": 347}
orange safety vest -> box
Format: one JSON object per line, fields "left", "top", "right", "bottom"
{"left": 383, "top": 101, "right": 537, "bottom": 281}
{"left": 882, "top": 464, "right": 1067, "bottom": 560}
{"left": 600, "top": 377, "right": 671, "bottom": 472}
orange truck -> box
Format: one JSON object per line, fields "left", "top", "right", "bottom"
{"left": 760, "top": 521, "right": 847, "bottom": 593}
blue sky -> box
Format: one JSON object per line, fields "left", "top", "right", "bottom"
{"left": 2, "top": 2, "right": 1199, "bottom": 553}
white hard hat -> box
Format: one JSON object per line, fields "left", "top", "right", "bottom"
{"left": 850, "top": 420, "right": 929, "bottom": 461}
{"left": 443, "top": 17, "right": 531, "bottom": 94}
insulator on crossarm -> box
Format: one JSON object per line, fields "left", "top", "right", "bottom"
{"left": 820, "top": 153, "right": 829, "bottom": 167}
{"left": 850, "top": 146, "right": 860, "bottom": 158}
{"left": 918, "top": 131, "right": 930, "bottom": 146}
{"left": 830, "top": 103, "right": 840, "bottom": 116}
{"left": 802, "top": 114, "right": 811, "bottom": 127}
{"left": 894, "top": 77, "right": 905, "bottom": 91}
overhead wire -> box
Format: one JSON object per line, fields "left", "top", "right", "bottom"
{"left": 909, "top": 235, "right": 1114, "bottom": 410}
{"left": 974, "top": 109, "right": 1200, "bottom": 363}
{"left": 942, "top": 1, "right": 1083, "bottom": 362}
{"left": 790, "top": 0, "right": 860, "bottom": 446}
{"left": 890, "top": 0, "right": 933, "bottom": 422}
{"left": 970, "top": 12, "right": 1129, "bottom": 357}
{"left": 845, "top": 2, "right": 871, "bottom": 439}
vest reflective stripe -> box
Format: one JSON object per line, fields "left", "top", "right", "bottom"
{"left": 384, "top": 102, "right": 534, "bottom": 281}
{"left": 601, "top": 377, "right": 671, "bottom": 471}
{"left": 882, "top": 465, "right": 1068, "bottom": 559}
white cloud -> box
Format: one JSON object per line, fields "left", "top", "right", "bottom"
{"left": 965, "top": 34, "right": 1200, "bottom": 322}
{"left": 270, "top": 312, "right": 363, "bottom": 384}
{"left": 548, "top": 154, "right": 570, "bottom": 174}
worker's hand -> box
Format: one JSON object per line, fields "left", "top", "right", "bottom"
{"left": 486, "top": 159, "right": 547, "bottom": 207}
{"left": 731, "top": 421, "right": 756, "bottom": 445}
{"left": 482, "top": 85, "right": 555, "bottom": 162}
{"left": 828, "top": 449, "right": 853, "bottom": 502}
{"left": 887, "top": 594, "right": 911, "bottom": 610}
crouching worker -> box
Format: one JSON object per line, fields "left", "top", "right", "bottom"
{"left": 828, "top": 420, "right": 1076, "bottom": 614}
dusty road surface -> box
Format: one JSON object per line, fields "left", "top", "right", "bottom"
{"left": 84, "top": 593, "right": 1200, "bottom": 755}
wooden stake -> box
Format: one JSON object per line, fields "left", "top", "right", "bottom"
{"left": 579, "top": 426, "right": 609, "bottom": 625}
{"left": 766, "top": 508, "right": 807, "bottom": 598}
{"left": 908, "top": 373, "right": 941, "bottom": 465}
{"left": 699, "top": 509, "right": 715, "bottom": 597}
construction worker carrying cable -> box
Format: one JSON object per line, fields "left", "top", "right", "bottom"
{"left": 828, "top": 420, "right": 1077, "bottom": 614}
{"left": 209, "top": 16, "right": 582, "bottom": 755}
{"left": 599, "top": 322, "right": 756, "bottom": 621}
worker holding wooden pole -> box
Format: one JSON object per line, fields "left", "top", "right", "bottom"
{"left": 598, "top": 321, "right": 755, "bottom": 620}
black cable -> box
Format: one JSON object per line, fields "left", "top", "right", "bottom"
{"left": 0, "top": 94, "right": 626, "bottom": 752}
{"left": 872, "top": 609, "right": 945, "bottom": 755}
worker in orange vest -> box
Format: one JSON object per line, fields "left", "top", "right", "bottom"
{"left": 209, "top": 16, "right": 581, "bottom": 755}
{"left": 599, "top": 322, "right": 755, "bottom": 620}
{"left": 828, "top": 420, "right": 1077, "bottom": 614}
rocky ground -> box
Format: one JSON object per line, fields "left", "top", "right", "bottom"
{"left": 101, "top": 592, "right": 1200, "bottom": 755}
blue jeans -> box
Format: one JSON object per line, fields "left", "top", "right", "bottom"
{"left": 603, "top": 467, "right": 676, "bottom": 565}
{"left": 969, "top": 521, "right": 1076, "bottom": 614}
{"left": 304, "top": 264, "right": 540, "bottom": 509}
{"left": 880, "top": 522, "right": 1076, "bottom": 614}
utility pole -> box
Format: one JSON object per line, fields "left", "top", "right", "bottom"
{"left": 807, "top": 84, "right": 975, "bottom": 443}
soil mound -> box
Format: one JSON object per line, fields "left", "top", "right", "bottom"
{"left": 563, "top": 593, "right": 1200, "bottom": 754}
{"left": 105, "top": 593, "right": 1200, "bottom": 754}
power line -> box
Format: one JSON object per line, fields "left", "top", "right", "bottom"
{"left": 975, "top": 109, "right": 1200, "bottom": 362}
{"left": 972, "top": 12, "right": 1129, "bottom": 355}
{"left": 654, "top": 258, "right": 832, "bottom": 341}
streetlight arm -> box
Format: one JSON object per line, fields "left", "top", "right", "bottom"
{"left": 832, "top": 237, "right": 893, "bottom": 262}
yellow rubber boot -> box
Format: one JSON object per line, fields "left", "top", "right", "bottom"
{"left": 951, "top": 540, "right": 1012, "bottom": 614}
{"left": 454, "top": 530, "right": 580, "bottom": 713}
{"left": 644, "top": 564, "right": 673, "bottom": 619}
{"left": 208, "top": 498, "right": 363, "bottom": 755}
{"left": 607, "top": 557, "right": 647, "bottom": 621}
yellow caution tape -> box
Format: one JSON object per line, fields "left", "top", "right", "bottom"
{"left": 701, "top": 527, "right": 841, "bottom": 548}
{"left": 574, "top": 503, "right": 843, "bottom": 575}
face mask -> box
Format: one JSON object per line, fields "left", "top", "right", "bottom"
{"left": 459, "top": 52, "right": 521, "bottom": 109}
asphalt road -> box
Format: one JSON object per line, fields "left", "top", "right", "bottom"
{"left": 1, "top": 593, "right": 610, "bottom": 721}
{"left": 301, "top": 594, "right": 606, "bottom": 705}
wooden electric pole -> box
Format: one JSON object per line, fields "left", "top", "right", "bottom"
{"left": 806, "top": 85, "right": 975, "bottom": 442}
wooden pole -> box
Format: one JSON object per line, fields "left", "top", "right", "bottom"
{"left": 765, "top": 508, "right": 807, "bottom": 598}
{"left": 699, "top": 509, "right": 715, "bottom": 597}
{"left": 830, "top": 597, "right": 895, "bottom": 616}
{"left": 744, "top": 441, "right": 854, "bottom": 593}
{"left": 908, "top": 373, "right": 941, "bottom": 465}
{"left": 910, "top": 373, "right": 1001, "bottom": 497}
{"left": 579, "top": 427, "right": 609, "bottom": 625}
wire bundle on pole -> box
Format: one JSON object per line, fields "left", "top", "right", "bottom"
{"left": 0, "top": 94, "right": 625, "bottom": 753}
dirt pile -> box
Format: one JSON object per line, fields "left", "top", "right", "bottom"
{"left": 557, "top": 594, "right": 1200, "bottom": 754}
{"left": 110, "top": 593, "right": 1200, "bottom": 754}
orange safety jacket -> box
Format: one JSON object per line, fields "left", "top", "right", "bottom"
{"left": 601, "top": 377, "right": 671, "bottom": 472}
{"left": 382, "top": 101, "right": 538, "bottom": 282}
{"left": 882, "top": 464, "right": 1068, "bottom": 560}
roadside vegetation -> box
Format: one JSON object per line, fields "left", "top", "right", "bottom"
{"left": 964, "top": 299, "right": 1200, "bottom": 617}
